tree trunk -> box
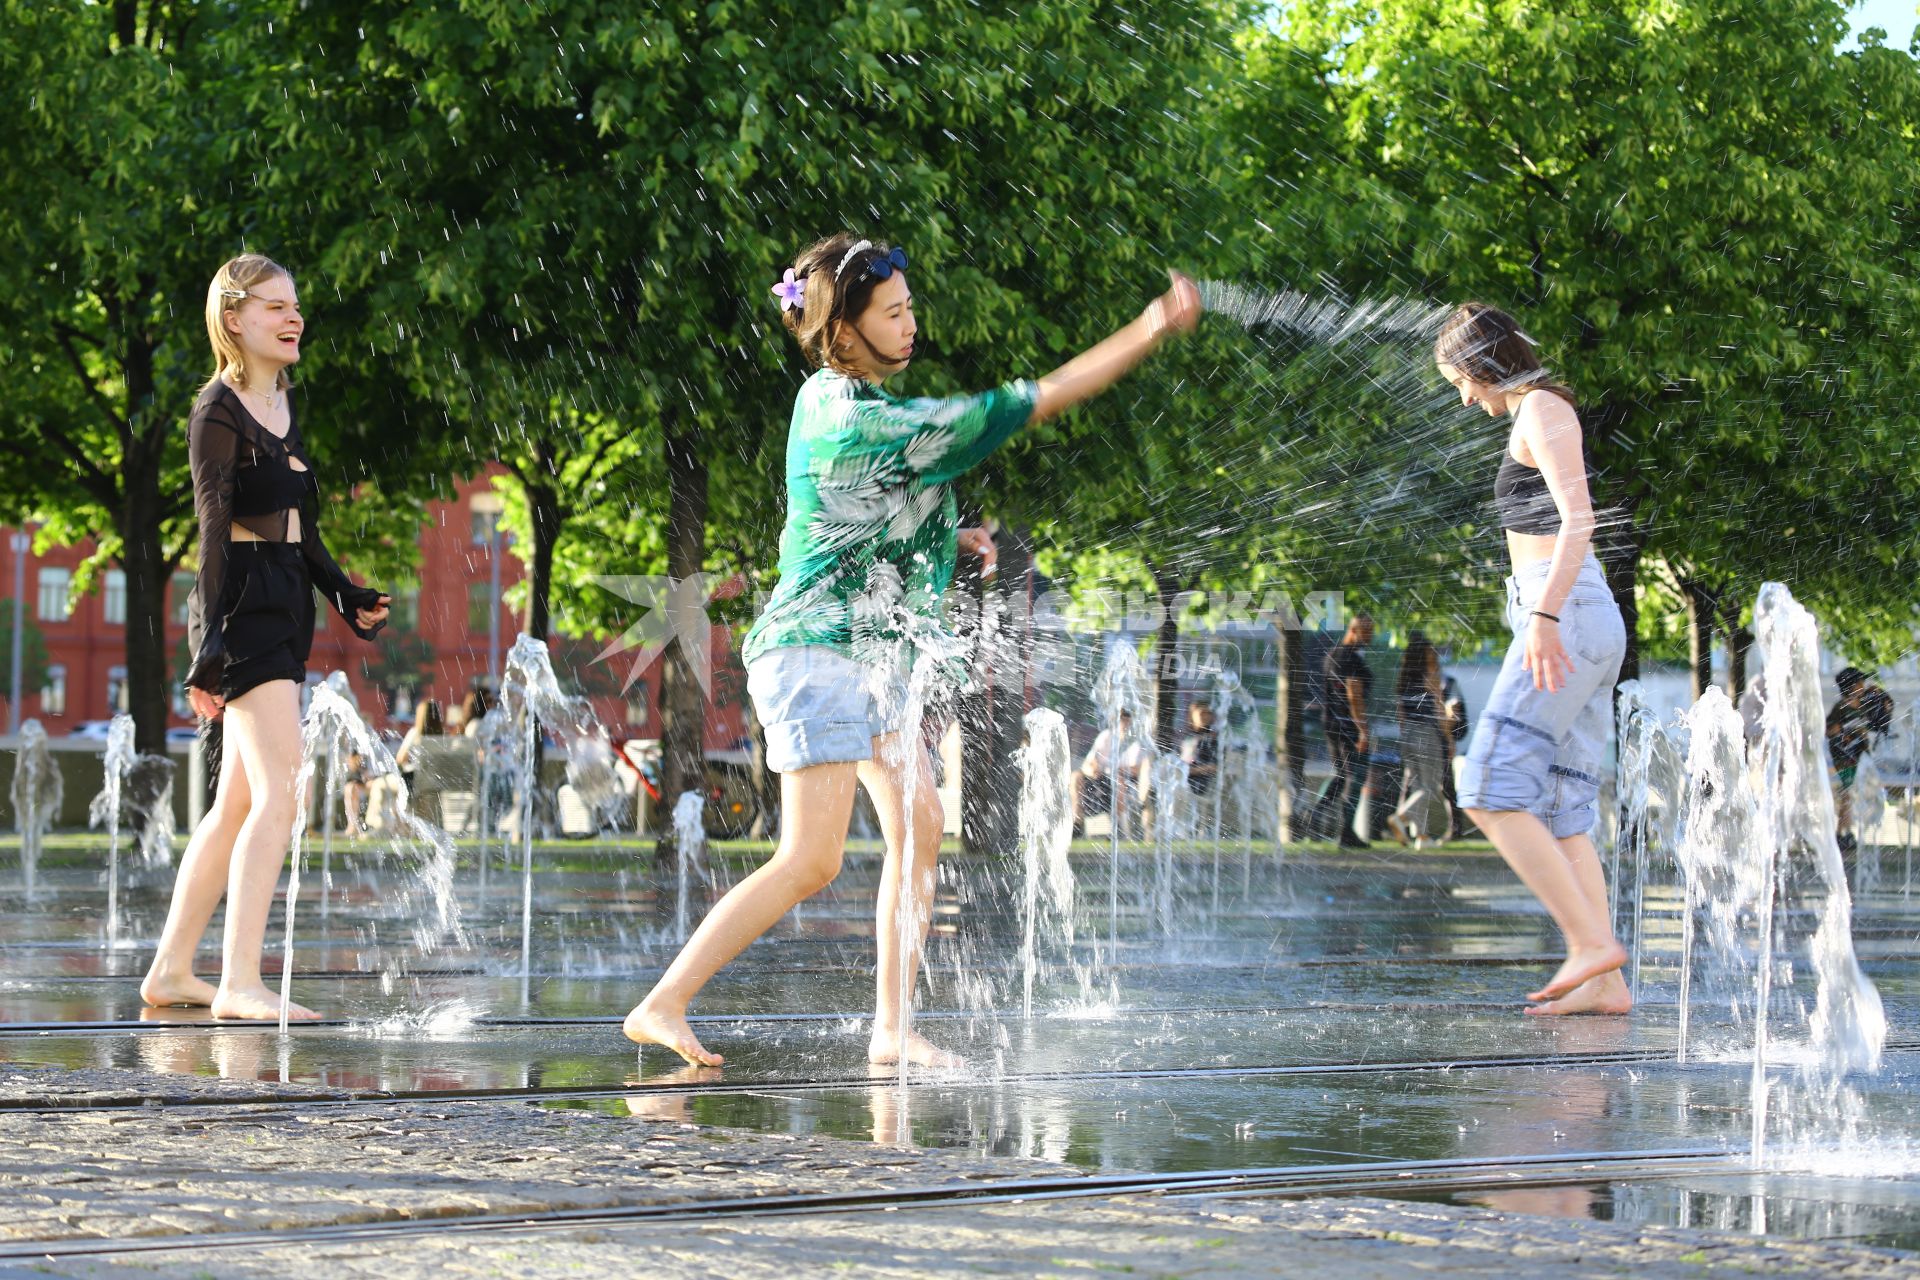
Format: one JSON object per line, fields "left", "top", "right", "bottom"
{"left": 958, "top": 544, "right": 996, "bottom": 857}
{"left": 960, "top": 524, "right": 1032, "bottom": 858}
{"left": 1597, "top": 524, "right": 1645, "bottom": 686}
{"left": 1681, "top": 578, "right": 1718, "bottom": 703}
{"left": 118, "top": 337, "right": 174, "bottom": 758}
{"left": 1148, "top": 564, "right": 1183, "bottom": 754}
{"left": 658, "top": 421, "right": 708, "bottom": 864}
{"left": 521, "top": 479, "right": 562, "bottom": 642}
{"left": 1271, "top": 615, "right": 1307, "bottom": 842}
{"left": 1722, "top": 595, "right": 1751, "bottom": 703}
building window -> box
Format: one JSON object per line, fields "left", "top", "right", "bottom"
{"left": 470, "top": 492, "right": 504, "bottom": 546}
{"left": 395, "top": 587, "right": 421, "bottom": 631}
{"left": 625, "top": 683, "right": 650, "bottom": 728}
{"left": 467, "top": 582, "right": 498, "bottom": 632}
{"left": 107, "top": 665, "right": 129, "bottom": 714}
{"left": 37, "top": 568, "right": 71, "bottom": 621}
{"left": 103, "top": 569, "right": 127, "bottom": 625}
{"left": 170, "top": 572, "right": 195, "bottom": 626}
{"left": 41, "top": 664, "right": 66, "bottom": 716}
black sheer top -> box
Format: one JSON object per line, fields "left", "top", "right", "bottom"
{"left": 185, "top": 379, "right": 387, "bottom": 692}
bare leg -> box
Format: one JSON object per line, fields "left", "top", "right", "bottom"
{"left": 625, "top": 762, "right": 859, "bottom": 1065}
{"left": 210, "top": 679, "right": 318, "bottom": 1022}
{"left": 343, "top": 781, "right": 368, "bottom": 835}
{"left": 141, "top": 738, "right": 254, "bottom": 1008}
{"left": 1528, "top": 832, "right": 1632, "bottom": 1015}
{"left": 860, "top": 736, "right": 959, "bottom": 1068}
{"left": 1465, "top": 807, "right": 1625, "bottom": 1003}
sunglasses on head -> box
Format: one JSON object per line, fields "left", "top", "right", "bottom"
{"left": 861, "top": 247, "right": 909, "bottom": 281}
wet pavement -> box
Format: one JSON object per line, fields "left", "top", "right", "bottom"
{"left": 2, "top": 835, "right": 1918, "bottom": 1264}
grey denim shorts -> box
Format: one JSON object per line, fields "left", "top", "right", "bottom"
{"left": 747, "top": 644, "right": 908, "bottom": 773}
{"left": 1457, "top": 554, "right": 1627, "bottom": 837}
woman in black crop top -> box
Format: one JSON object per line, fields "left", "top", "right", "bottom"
{"left": 141, "top": 255, "right": 390, "bottom": 1023}
{"left": 1433, "top": 303, "right": 1630, "bottom": 1018}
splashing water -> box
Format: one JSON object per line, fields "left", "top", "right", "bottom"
{"left": 672, "top": 790, "right": 705, "bottom": 944}
{"left": 281, "top": 679, "right": 466, "bottom": 1031}
{"left": 502, "top": 633, "right": 623, "bottom": 991}
{"left": 1017, "top": 707, "right": 1078, "bottom": 1017}
{"left": 87, "top": 715, "right": 137, "bottom": 949}
{"left": 1746, "top": 584, "right": 1887, "bottom": 1168}
{"left": 351, "top": 997, "right": 486, "bottom": 1041}
{"left": 1094, "top": 640, "right": 1150, "bottom": 960}
{"left": 11, "top": 720, "right": 60, "bottom": 900}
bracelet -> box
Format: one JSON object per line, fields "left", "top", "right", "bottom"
{"left": 1530, "top": 609, "right": 1560, "bottom": 623}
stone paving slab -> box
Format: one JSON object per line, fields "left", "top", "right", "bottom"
{"left": 1, "top": 1062, "right": 1914, "bottom": 1279}
{"left": 29, "top": 1196, "right": 1920, "bottom": 1279}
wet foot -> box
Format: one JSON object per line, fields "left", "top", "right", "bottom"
{"left": 1526, "top": 970, "right": 1633, "bottom": 1017}
{"left": 623, "top": 1000, "right": 723, "bottom": 1067}
{"left": 868, "top": 1028, "right": 965, "bottom": 1069}
{"left": 211, "top": 985, "right": 320, "bottom": 1022}
{"left": 1528, "top": 941, "right": 1628, "bottom": 1003}
{"left": 140, "top": 969, "right": 218, "bottom": 1009}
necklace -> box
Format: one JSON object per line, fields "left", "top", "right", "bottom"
{"left": 236, "top": 378, "right": 283, "bottom": 420}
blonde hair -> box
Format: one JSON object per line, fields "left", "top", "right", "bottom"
{"left": 781, "top": 233, "right": 897, "bottom": 376}
{"left": 204, "top": 254, "right": 295, "bottom": 391}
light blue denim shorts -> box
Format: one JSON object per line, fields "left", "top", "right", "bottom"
{"left": 747, "top": 644, "right": 908, "bottom": 773}
{"left": 1457, "top": 554, "right": 1627, "bottom": 837}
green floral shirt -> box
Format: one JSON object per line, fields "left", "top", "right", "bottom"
{"left": 742, "top": 368, "right": 1038, "bottom": 669}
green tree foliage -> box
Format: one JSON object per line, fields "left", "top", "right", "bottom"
{"left": 1254, "top": 0, "right": 1920, "bottom": 675}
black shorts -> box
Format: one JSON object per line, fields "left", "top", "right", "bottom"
{"left": 218, "top": 542, "right": 314, "bottom": 702}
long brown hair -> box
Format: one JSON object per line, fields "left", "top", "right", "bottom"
{"left": 1397, "top": 631, "right": 1440, "bottom": 704}
{"left": 1434, "top": 303, "right": 1575, "bottom": 409}
{"left": 780, "top": 233, "right": 900, "bottom": 376}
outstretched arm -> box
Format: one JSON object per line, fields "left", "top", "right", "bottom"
{"left": 1029, "top": 272, "right": 1201, "bottom": 424}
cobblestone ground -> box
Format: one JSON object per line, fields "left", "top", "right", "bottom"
{"left": 2, "top": 1062, "right": 1913, "bottom": 1279}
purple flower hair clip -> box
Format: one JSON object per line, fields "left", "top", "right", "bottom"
{"left": 771, "top": 267, "right": 806, "bottom": 312}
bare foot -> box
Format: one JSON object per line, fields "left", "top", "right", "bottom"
{"left": 1526, "top": 970, "right": 1633, "bottom": 1017}
{"left": 868, "top": 1028, "right": 965, "bottom": 1069}
{"left": 210, "top": 986, "right": 320, "bottom": 1022}
{"left": 623, "top": 999, "right": 723, "bottom": 1067}
{"left": 1528, "top": 941, "right": 1629, "bottom": 1003}
{"left": 140, "top": 969, "right": 218, "bottom": 1009}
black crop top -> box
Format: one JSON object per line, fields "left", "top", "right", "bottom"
{"left": 1494, "top": 447, "right": 1594, "bottom": 535}
{"left": 185, "top": 379, "right": 387, "bottom": 692}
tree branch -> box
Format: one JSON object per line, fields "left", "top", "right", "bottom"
{"left": 15, "top": 415, "right": 116, "bottom": 504}
{"left": 51, "top": 326, "right": 130, "bottom": 445}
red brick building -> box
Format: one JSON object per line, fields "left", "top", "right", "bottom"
{"left": 0, "top": 466, "right": 747, "bottom": 752}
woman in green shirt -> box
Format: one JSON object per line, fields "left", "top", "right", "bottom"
{"left": 625, "top": 232, "right": 1200, "bottom": 1068}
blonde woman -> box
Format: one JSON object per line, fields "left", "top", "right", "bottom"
{"left": 140, "top": 255, "right": 390, "bottom": 1021}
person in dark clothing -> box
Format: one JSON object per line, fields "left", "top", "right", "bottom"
{"left": 141, "top": 254, "right": 390, "bottom": 1023}
{"left": 1313, "top": 614, "right": 1375, "bottom": 847}
{"left": 1180, "top": 699, "right": 1219, "bottom": 797}
{"left": 1440, "top": 669, "right": 1474, "bottom": 836}
{"left": 1828, "top": 666, "right": 1895, "bottom": 852}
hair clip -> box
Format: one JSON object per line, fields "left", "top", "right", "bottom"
{"left": 771, "top": 267, "right": 806, "bottom": 312}
{"left": 218, "top": 287, "right": 249, "bottom": 300}
{"left": 834, "top": 239, "right": 875, "bottom": 278}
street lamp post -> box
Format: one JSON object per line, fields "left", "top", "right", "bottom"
{"left": 488, "top": 514, "right": 503, "bottom": 687}
{"left": 8, "top": 526, "right": 28, "bottom": 736}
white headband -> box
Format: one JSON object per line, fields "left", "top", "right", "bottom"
{"left": 834, "top": 239, "right": 874, "bottom": 279}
